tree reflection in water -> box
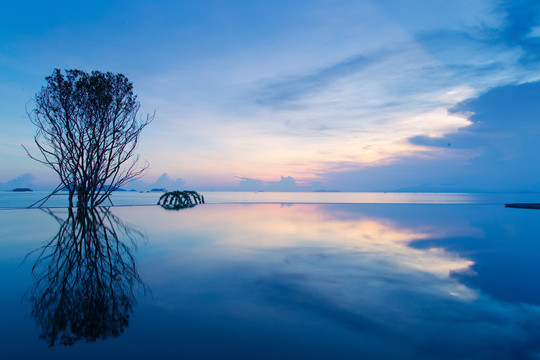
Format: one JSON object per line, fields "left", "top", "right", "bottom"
{"left": 26, "top": 207, "right": 147, "bottom": 346}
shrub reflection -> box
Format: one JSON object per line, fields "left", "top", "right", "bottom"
{"left": 26, "top": 207, "right": 147, "bottom": 346}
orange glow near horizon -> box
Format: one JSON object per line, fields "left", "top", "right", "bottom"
{"left": 141, "top": 106, "right": 473, "bottom": 186}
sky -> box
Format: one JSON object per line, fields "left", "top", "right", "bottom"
{"left": 1, "top": 0, "right": 540, "bottom": 192}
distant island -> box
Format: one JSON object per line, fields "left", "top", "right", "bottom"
{"left": 505, "top": 203, "right": 540, "bottom": 209}
{"left": 12, "top": 188, "right": 33, "bottom": 192}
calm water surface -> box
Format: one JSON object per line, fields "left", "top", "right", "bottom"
{"left": 3, "top": 190, "right": 540, "bottom": 208}
{"left": 1, "top": 200, "right": 540, "bottom": 359}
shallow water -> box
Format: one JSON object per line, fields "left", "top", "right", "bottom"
{"left": 1, "top": 203, "right": 540, "bottom": 359}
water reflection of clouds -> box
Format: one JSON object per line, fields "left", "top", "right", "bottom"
{"left": 139, "top": 204, "right": 474, "bottom": 287}
{"left": 120, "top": 204, "right": 540, "bottom": 358}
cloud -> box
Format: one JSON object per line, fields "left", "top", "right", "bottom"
{"left": 149, "top": 173, "right": 186, "bottom": 190}
{"left": 411, "top": 80, "right": 540, "bottom": 149}
{"left": 411, "top": 80, "right": 540, "bottom": 159}
{"left": 0, "top": 173, "right": 37, "bottom": 190}
{"left": 127, "top": 173, "right": 187, "bottom": 191}
{"left": 266, "top": 176, "right": 299, "bottom": 191}
{"left": 237, "top": 177, "right": 264, "bottom": 191}
{"left": 230, "top": 1, "right": 540, "bottom": 185}
{"left": 256, "top": 53, "right": 378, "bottom": 109}
{"left": 232, "top": 175, "right": 324, "bottom": 192}
{"left": 3, "top": 1, "right": 540, "bottom": 190}
{"left": 319, "top": 80, "right": 540, "bottom": 192}
{"left": 498, "top": 0, "right": 540, "bottom": 64}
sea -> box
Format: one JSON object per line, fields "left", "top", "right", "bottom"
{"left": 2, "top": 190, "right": 540, "bottom": 208}
{"left": 1, "top": 191, "right": 540, "bottom": 359}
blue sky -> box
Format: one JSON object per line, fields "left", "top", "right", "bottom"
{"left": 1, "top": 0, "right": 540, "bottom": 191}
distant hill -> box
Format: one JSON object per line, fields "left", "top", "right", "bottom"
{"left": 12, "top": 188, "right": 33, "bottom": 192}
{"left": 150, "top": 188, "right": 167, "bottom": 192}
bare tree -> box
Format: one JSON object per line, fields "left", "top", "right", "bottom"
{"left": 25, "top": 69, "right": 153, "bottom": 207}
